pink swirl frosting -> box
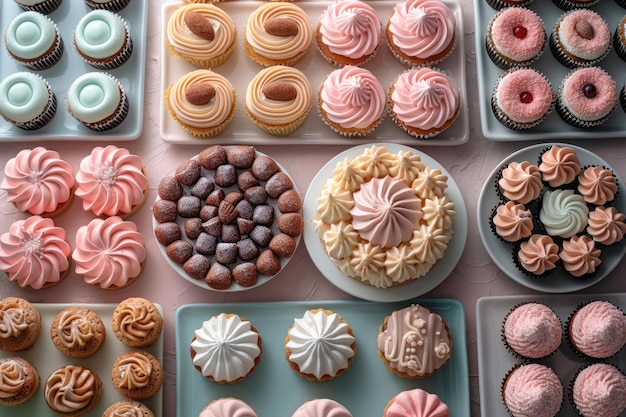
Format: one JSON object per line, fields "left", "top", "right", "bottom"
{"left": 319, "top": 0, "right": 381, "bottom": 59}
{"left": 573, "top": 364, "right": 626, "bottom": 417}
{"left": 0, "top": 216, "right": 70, "bottom": 289}
{"left": 320, "top": 66, "right": 386, "bottom": 130}
{"left": 350, "top": 176, "right": 422, "bottom": 248}
{"left": 539, "top": 145, "right": 580, "bottom": 187}
{"left": 577, "top": 166, "right": 617, "bottom": 205}
{"left": 199, "top": 398, "right": 258, "bottom": 417}
{"left": 587, "top": 206, "right": 626, "bottom": 245}
{"left": 75, "top": 145, "right": 148, "bottom": 216}
{"left": 504, "top": 303, "right": 562, "bottom": 359}
{"left": 570, "top": 301, "right": 626, "bottom": 358}
{"left": 493, "top": 201, "right": 533, "bottom": 242}
{"left": 503, "top": 364, "right": 563, "bottom": 417}
{"left": 292, "top": 399, "right": 353, "bottom": 417}
{"left": 388, "top": 0, "right": 455, "bottom": 60}
{"left": 1, "top": 147, "right": 74, "bottom": 215}
{"left": 517, "top": 234, "right": 559, "bottom": 275}
{"left": 385, "top": 389, "right": 449, "bottom": 417}
{"left": 498, "top": 161, "right": 542, "bottom": 204}
{"left": 72, "top": 216, "right": 146, "bottom": 289}
{"left": 390, "top": 67, "right": 459, "bottom": 131}
{"left": 559, "top": 235, "right": 601, "bottom": 278}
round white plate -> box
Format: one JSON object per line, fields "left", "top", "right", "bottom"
{"left": 477, "top": 143, "right": 626, "bottom": 293}
{"left": 303, "top": 143, "right": 468, "bottom": 302}
{"left": 152, "top": 147, "right": 301, "bottom": 292}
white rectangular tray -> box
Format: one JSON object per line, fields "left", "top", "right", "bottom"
{"left": 474, "top": 0, "right": 626, "bottom": 141}
{"left": 0, "top": 0, "right": 148, "bottom": 141}
{"left": 160, "top": 0, "right": 468, "bottom": 145}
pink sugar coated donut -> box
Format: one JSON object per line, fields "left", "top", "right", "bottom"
{"left": 494, "top": 68, "right": 554, "bottom": 125}
{"left": 559, "top": 67, "right": 617, "bottom": 123}
{"left": 488, "top": 7, "right": 546, "bottom": 65}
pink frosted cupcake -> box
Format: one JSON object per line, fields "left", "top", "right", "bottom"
{"left": 568, "top": 300, "right": 626, "bottom": 359}
{"left": 73, "top": 216, "right": 147, "bottom": 290}
{"left": 199, "top": 398, "right": 258, "bottom": 417}
{"left": 292, "top": 399, "right": 353, "bottom": 417}
{"left": 491, "top": 68, "right": 554, "bottom": 130}
{"left": 492, "top": 201, "right": 534, "bottom": 243}
{"left": 571, "top": 363, "right": 626, "bottom": 417}
{"left": 386, "top": 0, "right": 456, "bottom": 67}
{"left": 75, "top": 145, "right": 148, "bottom": 218}
{"left": 550, "top": 9, "right": 611, "bottom": 68}
{"left": 0, "top": 216, "right": 70, "bottom": 289}
{"left": 538, "top": 145, "right": 581, "bottom": 187}
{"left": 587, "top": 206, "right": 626, "bottom": 245}
{"left": 502, "top": 364, "right": 563, "bottom": 417}
{"left": 502, "top": 302, "right": 562, "bottom": 359}
{"left": 486, "top": 7, "right": 546, "bottom": 69}
{"left": 577, "top": 166, "right": 617, "bottom": 205}
{"left": 318, "top": 66, "right": 386, "bottom": 137}
{"left": 1, "top": 147, "right": 74, "bottom": 217}
{"left": 497, "top": 161, "right": 542, "bottom": 205}
{"left": 516, "top": 234, "right": 560, "bottom": 276}
{"left": 383, "top": 389, "right": 448, "bottom": 417}
{"left": 556, "top": 67, "right": 618, "bottom": 128}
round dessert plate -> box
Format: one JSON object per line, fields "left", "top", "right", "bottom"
{"left": 152, "top": 148, "right": 301, "bottom": 292}
{"left": 303, "top": 143, "right": 468, "bottom": 302}
{"left": 477, "top": 143, "right": 626, "bottom": 293}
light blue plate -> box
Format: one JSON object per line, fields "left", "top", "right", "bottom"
{"left": 176, "top": 298, "right": 470, "bottom": 417}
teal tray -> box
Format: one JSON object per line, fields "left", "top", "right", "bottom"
{"left": 175, "top": 298, "right": 469, "bottom": 417}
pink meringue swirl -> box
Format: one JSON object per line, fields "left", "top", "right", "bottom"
{"left": 587, "top": 206, "right": 626, "bottom": 245}
{"left": 573, "top": 364, "right": 626, "bottom": 417}
{"left": 320, "top": 66, "right": 386, "bottom": 130}
{"left": 385, "top": 389, "right": 449, "bottom": 417}
{"left": 560, "top": 235, "right": 601, "bottom": 277}
{"left": 577, "top": 166, "right": 617, "bottom": 205}
{"left": 517, "top": 234, "right": 559, "bottom": 276}
{"left": 73, "top": 216, "right": 146, "bottom": 289}
{"left": 388, "top": 0, "right": 455, "bottom": 60}
{"left": 319, "top": 0, "right": 381, "bottom": 59}
{"left": 390, "top": 67, "right": 459, "bottom": 131}
{"left": 75, "top": 145, "right": 148, "bottom": 217}
{"left": 570, "top": 301, "right": 626, "bottom": 358}
{"left": 350, "top": 176, "right": 422, "bottom": 248}
{"left": 492, "top": 201, "right": 533, "bottom": 243}
{"left": 503, "top": 364, "right": 563, "bottom": 417}
{"left": 539, "top": 145, "right": 580, "bottom": 187}
{"left": 498, "top": 161, "right": 542, "bottom": 204}
{"left": 0, "top": 216, "right": 70, "bottom": 289}
{"left": 1, "top": 147, "right": 74, "bottom": 215}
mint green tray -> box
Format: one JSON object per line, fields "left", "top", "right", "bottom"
{"left": 175, "top": 298, "right": 469, "bottom": 417}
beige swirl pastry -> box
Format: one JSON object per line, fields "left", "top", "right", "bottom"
{"left": 492, "top": 201, "right": 533, "bottom": 243}
{"left": 539, "top": 189, "right": 589, "bottom": 238}
{"left": 44, "top": 365, "right": 102, "bottom": 417}
{"left": 577, "top": 166, "right": 618, "bottom": 205}
{"left": 560, "top": 235, "right": 601, "bottom": 277}
{"left": 539, "top": 145, "right": 581, "bottom": 187}
{"left": 498, "top": 161, "right": 542, "bottom": 204}
{"left": 245, "top": 65, "right": 312, "bottom": 136}
{"left": 244, "top": 2, "right": 312, "bottom": 66}
{"left": 50, "top": 306, "right": 106, "bottom": 358}
{"left": 587, "top": 206, "right": 626, "bottom": 245}
{"left": 166, "top": 3, "right": 237, "bottom": 68}
{"left": 112, "top": 297, "right": 163, "bottom": 348}
{"left": 0, "top": 297, "right": 40, "bottom": 352}
{"left": 0, "top": 356, "right": 39, "bottom": 406}
{"left": 517, "top": 234, "right": 559, "bottom": 276}
{"left": 111, "top": 350, "right": 164, "bottom": 400}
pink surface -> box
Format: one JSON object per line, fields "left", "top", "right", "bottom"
{"left": 2, "top": 3, "right": 626, "bottom": 417}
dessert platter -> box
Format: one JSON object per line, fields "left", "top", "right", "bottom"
{"left": 0, "top": 302, "right": 164, "bottom": 417}
{"left": 0, "top": 0, "right": 148, "bottom": 141}
{"left": 176, "top": 298, "right": 470, "bottom": 417}
{"left": 477, "top": 143, "right": 626, "bottom": 293}
{"left": 476, "top": 293, "right": 626, "bottom": 417}
{"left": 159, "top": 0, "right": 469, "bottom": 145}
{"left": 303, "top": 143, "right": 468, "bottom": 302}
{"left": 473, "top": 0, "right": 626, "bottom": 140}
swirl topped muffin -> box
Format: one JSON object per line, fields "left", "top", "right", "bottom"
{"left": 112, "top": 297, "right": 163, "bottom": 348}
{"left": 0, "top": 297, "right": 41, "bottom": 352}
{"left": 44, "top": 365, "right": 102, "bottom": 417}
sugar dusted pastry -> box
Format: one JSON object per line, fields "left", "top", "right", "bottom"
{"left": 503, "top": 303, "right": 562, "bottom": 359}
{"left": 112, "top": 297, "right": 163, "bottom": 348}
{"left": 50, "top": 306, "right": 106, "bottom": 358}
{"left": 568, "top": 301, "right": 626, "bottom": 359}
{"left": 502, "top": 364, "right": 563, "bottom": 417}
{"left": 44, "top": 365, "right": 102, "bottom": 417}
{"left": 111, "top": 350, "right": 164, "bottom": 400}
{"left": 572, "top": 363, "right": 626, "bottom": 417}
{"left": 0, "top": 356, "right": 39, "bottom": 406}
{"left": 0, "top": 297, "right": 41, "bottom": 352}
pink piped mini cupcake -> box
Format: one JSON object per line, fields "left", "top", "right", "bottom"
{"left": 491, "top": 201, "right": 534, "bottom": 243}
{"left": 587, "top": 206, "right": 626, "bottom": 245}
{"left": 538, "top": 145, "right": 581, "bottom": 187}
{"left": 568, "top": 300, "right": 626, "bottom": 359}
{"left": 571, "top": 363, "right": 626, "bottom": 417}
{"left": 577, "top": 166, "right": 618, "bottom": 206}
{"left": 502, "top": 302, "right": 562, "bottom": 359}
{"left": 486, "top": 7, "right": 546, "bottom": 69}
{"left": 515, "top": 234, "right": 560, "bottom": 276}
{"left": 502, "top": 364, "right": 563, "bottom": 417}
{"left": 491, "top": 68, "right": 554, "bottom": 130}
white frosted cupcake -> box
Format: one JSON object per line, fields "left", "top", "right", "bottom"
{"left": 73, "top": 10, "right": 133, "bottom": 69}
{"left": 4, "top": 11, "right": 64, "bottom": 70}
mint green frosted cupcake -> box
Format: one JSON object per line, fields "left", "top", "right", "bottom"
{"left": 0, "top": 72, "right": 57, "bottom": 130}
{"left": 73, "top": 10, "right": 133, "bottom": 70}
{"left": 4, "top": 11, "right": 64, "bottom": 70}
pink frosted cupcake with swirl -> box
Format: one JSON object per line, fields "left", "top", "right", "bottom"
{"left": 587, "top": 206, "right": 626, "bottom": 245}
{"left": 316, "top": 0, "right": 382, "bottom": 66}
{"left": 502, "top": 302, "right": 562, "bottom": 359}
{"left": 1, "top": 147, "right": 74, "bottom": 217}
{"left": 73, "top": 216, "right": 147, "bottom": 290}
{"left": 497, "top": 161, "right": 542, "bottom": 205}
{"left": 571, "top": 363, "right": 626, "bottom": 417}
{"left": 292, "top": 399, "right": 353, "bottom": 417}
{"left": 502, "top": 364, "right": 563, "bottom": 417}
{"left": 383, "top": 389, "right": 448, "bottom": 417}
{"left": 388, "top": 67, "right": 460, "bottom": 139}
{"left": 516, "top": 234, "right": 560, "bottom": 276}
{"left": 538, "top": 145, "right": 581, "bottom": 187}
{"left": 386, "top": 0, "right": 456, "bottom": 66}
{"left": 318, "top": 66, "right": 386, "bottom": 137}
{"left": 0, "top": 216, "right": 70, "bottom": 289}
{"left": 75, "top": 145, "right": 148, "bottom": 218}
{"left": 492, "top": 201, "right": 534, "bottom": 243}
{"left": 577, "top": 165, "right": 617, "bottom": 206}
{"left": 568, "top": 301, "right": 626, "bottom": 359}
{"left": 560, "top": 235, "right": 601, "bottom": 277}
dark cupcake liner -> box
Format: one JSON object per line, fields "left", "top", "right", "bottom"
{"left": 485, "top": 0, "right": 534, "bottom": 10}
{"left": 486, "top": 17, "right": 545, "bottom": 70}
{"left": 84, "top": 0, "right": 131, "bottom": 12}
{"left": 2, "top": 78, "right": 57, "bottom": 130}
{"left": 72, "top": 76, "right": 129, "bottom": 131}
{"left": 16, "top": 0, "right": 62, "bottom": 14}
{"left": 551, "top": 0, "right": 601, "bottom": 10}
{"left": 555, "top": 95, "right": 616, "bottom": 129}
{"left": 549, "top": 31, "right": 609, "bottom": 70}
{"left": 511, "top": 237, "right": 560, "bottom": 279}
{"left": 613, "top": 24, "right": 626, "bottom": 62}
{"left": 536, "top": 145, "right": 581, "bottom": 190}
{"left": 621, "top": 85, "right": 626, "bottom": 114}
{"left": 75, "top": 18, "right": 133, "bottom": 70}
{"left": 617, "top": 0, "right": 626, "bottom": 8}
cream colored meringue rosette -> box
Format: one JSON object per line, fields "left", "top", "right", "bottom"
{"left": 313, "top": 145, "right": 456, "bottom": 289}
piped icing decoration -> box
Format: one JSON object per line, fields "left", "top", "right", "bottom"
{"left": 285, "top": 309, "right": 355, "bottom": 380}
{"left": 504, "top": 303, "right": 562, "bottom": 359}
{"left": 55, "top": 309, "right": 95, "bottom": 350}
{"left": 0, "top": 216, "right": 70, "bottom": 289}
{"left": 199, "top": 398, "right": 258, "bottom": 417}
{"left": 559, "top": 235, "right": 601, "bottom": 277}
{"left": 539, "top": 189, "right": 588, "bottom": 238}
{"left": 0, "top": 359, "right": 25, "bottom": 398}
{"left": 245, "top": 2, "right": 312, "bottom": 62}
{"left": 320, "top": 66, "right": 386, "bottom": 131}
{"left": 488, "top": 7, "right": 546, "bottom": 62}
{"left": 560, "top": 67, "right": 617, "bottom": 122}
{"left": 557, "top": 10, "right": 611, "bottom": 61}
{"left": 5, "top": 11, "right": 59, "bottom": 61}
{"left": 0, "top": 72, "right": 54, "bottom": 125}
{"left": 517, "top": 234, "right": 559, "bottom": 275}
{"left": 494, "top": 68, "right": 553, "bottom": 124}
{"left": 573, "top": 364, "right": 626, "bottom": 417}
{"left": 498, "top": 161, "right": 542, "bottom": 204}
{"left": 539, "top": 145, "right": 581, "bottom": 187}
{"left": 587, "top": 206, "right": 626, "bottom": 245}
{"left": 577, "top": 165, "right": 617, "bottom": 205}
{"left": 570, "top": 301, "right": 626, "bottom": 358}
{"left": 114, "top": 298, "right": 160, "bottom": 346}
{"left": 385, "top": 389, "right": 449, "bottom": 417}
{"left": 292, "top": 399, "right": 353, "bottom": 417}
{"left": 73, "top": 216, "right": 146, "bottom": 289}
{"left": 74, "top": 10, "right": 129, "bottom": 59}
{"left": 44, "top": 365, "right": 99, "bottom": 414}
{"left": 350, "top": 176, "right": 422, "bottom": 248}
{"left": 75, "top": 145, "right": 148, "bottom": 217}
{"left": 1, "top": 147, "right": 74, "bottom": 215}
{"left": 390, "top": 67, "right": 459, "bottom": 132}
{"left": 0, "top": 302, "right": 29, "bottom": 340}
{"left": 318, "top": 0, "right": 381, "bottom": 59}
{"left": 117, "top": 352, "right": 151, "bottom": 390}
{"left": 503, "top": 364, "right": 563, "bottom": 417}
{"left": 377, "top": 304, "right": 451, "bottom": 378}
{"left": 191, "top": 313, "right": 261, "bottom": 383}
{"left": 493, "top": 201, "right": 533, "bottom": 242}
{"left": 246, "top": 65, "right": 312, "bottom": 125}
